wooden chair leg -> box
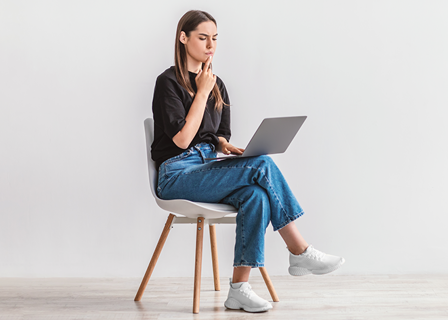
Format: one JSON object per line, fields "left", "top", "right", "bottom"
{"left": 193, "top": 217, "right": 205, "bottom": 314}
{"left": 259, "top": 267, "right": 279, "bottom": 302}
{"left": 209, "top": 224, "right": 220, "bottom": 291}
{"left": 134, "top": 213, "right": 175, "bottom": 301}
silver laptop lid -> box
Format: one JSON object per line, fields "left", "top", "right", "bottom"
{"left": 206, "top": 116, "right": 307, "bottom": 160}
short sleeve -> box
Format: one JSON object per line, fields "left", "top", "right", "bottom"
{"left": 152, "top": 75, "right": 186, "bottom": 139}
{"left": 216, "top": 80, "right": 231, "bottom": 142}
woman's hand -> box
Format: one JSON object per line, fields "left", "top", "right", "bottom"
{"left": 195, "top": 55, "right": 216, "bottom": 96}
{"left": 218, "top": 137, "right": 244, "bottom": 155}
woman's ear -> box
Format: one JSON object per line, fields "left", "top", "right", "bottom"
{"left": 179, "top": 31, "right": 187, "bottom": 45}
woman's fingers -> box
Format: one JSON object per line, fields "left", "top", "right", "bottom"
{"left": 228, "top": 145, "right": 243, "bottom": 155}
{"left": 203, "top": 55, "right": 212, "bottom": 73}
{"left": 195, "top": 55, "right": 216, "bottom": 95}
{"left": 222, "top": 145, "right": 231, "bottom": 154}
{"left": 221, "top": 143, "right": 244, "bottom": 155}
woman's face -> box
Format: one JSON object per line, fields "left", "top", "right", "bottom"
{"left": 180, "top": 21, "right": 217, "bottom": 71}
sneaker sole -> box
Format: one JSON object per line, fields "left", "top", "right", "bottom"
{"left": 224, "top": 298, "right": 272, "bottom": 313}
{"left": 289, "top": 258, "right": 345, "bottom": 276}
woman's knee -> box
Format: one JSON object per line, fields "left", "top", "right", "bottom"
{"left": 255, "top": 155, "right": 276, "bottom": 168}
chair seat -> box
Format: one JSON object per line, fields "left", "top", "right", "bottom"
{"left": 155, "top": 198, "right": 237, "bottom": 219}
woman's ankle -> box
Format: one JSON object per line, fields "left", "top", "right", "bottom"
{"left": 287, "top": 245, "right": 308, "bottom": 256}
{"left": 232, "top": 266, "right": 251, "bottom": 283}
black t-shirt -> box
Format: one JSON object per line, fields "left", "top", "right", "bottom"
{"left": 151, "top": 66, "right": 231, "bottom": 169}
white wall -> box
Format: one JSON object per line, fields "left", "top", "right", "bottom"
{"left": 1, "top": 0, "right": 447, "bottom": 277}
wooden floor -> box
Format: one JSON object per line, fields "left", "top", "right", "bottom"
{"left": 1, "top": 275, "right": 447, "bottom": 319}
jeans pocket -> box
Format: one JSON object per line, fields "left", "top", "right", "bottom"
{"left": 164, "top": 149, "right": 192, "bottom": 166}
{"left": 158, "top": 149, "right": 193, "bottom": 188}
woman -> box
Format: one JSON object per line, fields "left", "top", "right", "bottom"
{"left": 151, "top": 10, "right": 345, "bottom": 313}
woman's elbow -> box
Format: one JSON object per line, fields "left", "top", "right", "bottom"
{"left": 172, "top": 134, "right": 190, "bottom": 149}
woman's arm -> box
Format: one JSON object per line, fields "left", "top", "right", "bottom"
{"left": 172, "top": 56, "right": 216, "bottom": 149}
{"left": 172, "top": 91, "right": 209, "bottom": 149}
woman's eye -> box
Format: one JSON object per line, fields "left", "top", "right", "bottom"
{"left": 200, "top": 38, "right": 218, "bottom": 41}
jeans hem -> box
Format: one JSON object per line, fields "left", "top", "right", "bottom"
{"left": 233, "top": 263, "right": 265, "bottom": 268}
{"left": 273, "top": 210, "right": 305, "bottom": 232}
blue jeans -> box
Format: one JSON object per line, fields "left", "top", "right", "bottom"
{"left": 157, "top": 142, "right": 304, "bottom": 268}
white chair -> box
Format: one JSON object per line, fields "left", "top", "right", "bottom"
{"left": 134, "top": 118, "right": 279, "bottom": 313}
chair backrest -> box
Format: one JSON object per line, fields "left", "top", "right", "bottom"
{"left": 143, "top": 118, "right": 160, "bottom": 199}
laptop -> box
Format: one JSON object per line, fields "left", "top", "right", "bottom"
{"left": 205, "top": 116, "right": 307, "bottom": 160}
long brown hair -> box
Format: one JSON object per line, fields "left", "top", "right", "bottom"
{"left": 174, "top": 10, "right": 230, "bottom": 112}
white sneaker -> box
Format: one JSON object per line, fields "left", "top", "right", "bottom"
{"left": 224, "top": 278, "right": 273, "bottom": 312}
{"left": 288, "top": 245, "right": 345, "bottom": 276}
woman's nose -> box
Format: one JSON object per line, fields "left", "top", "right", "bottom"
{"left": 207, "top": 39, "right": 214, "bottom": 48}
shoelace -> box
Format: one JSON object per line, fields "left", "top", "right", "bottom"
{"left": 303, "top": 246, "right": 326, "bottom": 261}
{"left": 239, "top": 285, "right": 253, "bottom": 298}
